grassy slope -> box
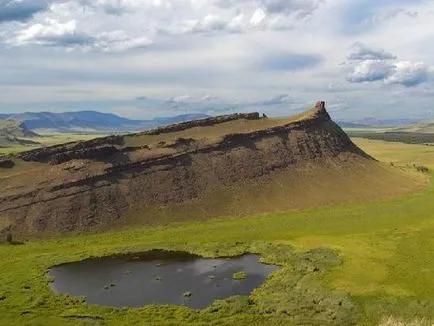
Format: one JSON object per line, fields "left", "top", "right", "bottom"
{"left": 1, "top": 140, "right": 434, "bottom": 325}
{"left": 394, "top": 122, "right": 434, "bottom": 133}
{"left": 122, "top": 116, "right": 303, "bottom": 147}
{"left": 1, "top": 116, "right": 298, "bottom": 154}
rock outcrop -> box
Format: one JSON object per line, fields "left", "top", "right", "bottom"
{"left": 1, "top": 102, "right": 418, "bottom": 237}
{"left": 18, "top": 135, "right": 124, "bottom": 164}
{"left": 140, "top": 112, "right": 261, "bottom": 135}
{"left": 0, "top": 159, "right": 14, "bottom": 169}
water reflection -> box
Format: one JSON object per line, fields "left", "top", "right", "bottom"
{"left": 49, "top": 251, "right": 278, "bottom": 309}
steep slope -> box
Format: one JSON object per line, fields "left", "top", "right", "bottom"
{"left": 0, "top": 102, "right": 426, "bottom": 237}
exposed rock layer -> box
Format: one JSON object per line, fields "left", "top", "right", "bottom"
{"left": 0, "top": 159, "right": 14, "bottom": 169}
{"left": 0, "top": 102, "right": 418, "bottom": 237}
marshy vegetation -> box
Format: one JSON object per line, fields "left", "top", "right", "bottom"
{"left": 232, "top": 271, "right": 248, "bottom": 280}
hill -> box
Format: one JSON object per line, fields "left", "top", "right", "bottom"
{"left": 0, "top": 102, "right": 426, "bottom": 237}
{"left": 394, "top": 121, "right": 434, "bottom": 133}
{"left": 0, "top": 119, "right": 38, "bottom": 138}
{"left": 0, "top": 119, "right": 39, "bottom": 147}
{"left": 0, "top": 111, "right": 209, "bottom": 132}
{"left": 353, "top": 117, "right": 419, "bottom": 127}
{"left": 336, "top": 121, "right": 370, "bottom": 129}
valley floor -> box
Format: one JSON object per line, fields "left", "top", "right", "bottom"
{"left": 0, "top": 139, "right": 434, "bottom": 325}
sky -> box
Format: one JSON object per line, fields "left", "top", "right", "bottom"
{"left": 1, "top": 0, "right": 434, "bottom": 120}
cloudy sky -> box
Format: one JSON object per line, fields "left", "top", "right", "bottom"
{"left": 1, "top": 0, "right": 434, "bottom": 120}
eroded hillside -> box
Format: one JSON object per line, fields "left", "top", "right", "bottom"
{"left": 0, "top": 119, "right": 39, "bottom": 148}
{"left": 0, "top": 102, "right": 426, "bottom": 237}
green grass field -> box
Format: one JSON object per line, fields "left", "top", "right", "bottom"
{"left": 0, "top": 138, "right": 434, "bottom": 325}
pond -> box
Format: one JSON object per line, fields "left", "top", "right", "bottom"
{"left": 48, "top": 250, "right": 279, "bottom": 309}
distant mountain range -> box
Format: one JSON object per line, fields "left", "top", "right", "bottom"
{"left": 0, "top": 109, "right": 427, "bottom": 134}
{"left": 0, "top": 111, "right": 210, "bottom": 133}
{"left": 336, "top": 121, "right": 371, "bottom": 128}
{"left": 337, "top": 118, "right": 420, "bottom": 128}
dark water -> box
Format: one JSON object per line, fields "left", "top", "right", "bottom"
{"left": 48, "top": 251, "right": 278, "bottom": 309}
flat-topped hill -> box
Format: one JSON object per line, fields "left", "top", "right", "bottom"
{"left": 0, "top": 102, "right": 426, "bottom": 237}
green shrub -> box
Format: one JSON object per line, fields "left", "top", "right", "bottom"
{"left": 5, "top": 232, "right": 12, "bottom": 244}
{"left": 232, "top": 271, "right": 248, "bottom": 280}
{"left": 415, "top": 165, "right": 430, "bottom": 173}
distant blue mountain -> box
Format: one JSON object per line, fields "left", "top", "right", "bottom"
{"left": 337, "top": 118, "right": 420, "bottom": 128}
{"left": 0, "top": 111, "right": 209, "bottom": 132}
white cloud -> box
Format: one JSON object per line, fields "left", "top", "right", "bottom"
{"left": 9, "top": 19, "right": 93, "bottom": 48}
{"left": 348, "top": 42, "right": 397, "bottom": 61}
{"left": 7, "top": 18, "right": 152, "bottom": 51}
{"left": 385, "top": 61, "right": 432, "bottom": 87}
{"left": 1, "top": 0, "right": 434, "bottom": 120}
{"left": 250, "top": 8, "right": 266, "bottom": 26}
{"left": 346, "top": 60, "right": 394, "bottom": 83}
{"left": 347, "top": 59, "right": 433, "bottom": 87}
{"left": 214, "top": 0, "right": 323, "bottom": 17}
{"left": 345, "top": 41, "right": 433, "bottom": 88}
{"left": 191, "top": 14, "right": 229, "bottom": 32}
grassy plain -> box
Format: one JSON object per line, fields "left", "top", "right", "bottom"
{"left": 0, "top": 138, "right": 434, "bottom": 325}
{"left": 0, "top": 133, "right": 106, "bottom": 156}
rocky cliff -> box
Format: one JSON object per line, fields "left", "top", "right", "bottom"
{"left": 0, "top": 102, "right": 422, "bottom": 237}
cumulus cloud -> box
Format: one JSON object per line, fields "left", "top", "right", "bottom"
{"left": 0, "top": 0, "right": 323, "bottom": 51}
{"left": 180, "top": 9, "right": 296, "bottom": 34}
{"left": 346, "top": 60, "right": 395, "bottom": 83}
{"left": 178, "top": 0, "right": 323, "bottom": 34}
{"left": 385, "top": 61, "right": 431, "bottom": 87}
{"left": 347, "top": 59, "right": 433, "bottom": 87}
{"left": 7, "top": 18, "right": 152, "bottom": 51}
{"left": 348, "top": 42, "right": 397, "bottom": 61}
{"left": 346, "top": 43, "right": 433, "bottom": 87}
{"left": 9, "top": 19, "right": 92, "bottom": 47}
